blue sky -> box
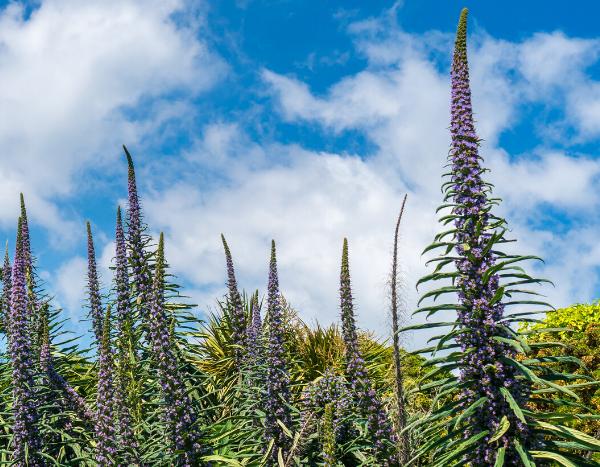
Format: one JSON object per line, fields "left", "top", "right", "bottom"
{"left": 1, "top": 0, "right": 599, "bottom": 348}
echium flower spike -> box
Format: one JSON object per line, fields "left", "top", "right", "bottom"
{"left": 96, "top": 305, "right": 116, "bottom": 466}
{"left": 9, "top": 216, "right": 43, "bottom": 466}
{"left": 264, "top": 240, "right": 293, "bottom": 462}
{"left": 149, "top": 233, "right": 202, "bottom": 464}
{"left": 246, "top": 292, "right": 262, "bottom": 361}
{"left": 20, "top": 195, "right": 40, "bottom": 346}
{"left": 123, "top": 146, "right": 151, "bottom": 321}
{"left": 114, "top": 207, "right": 139, "bottom": 460}
{"left": 340, "top": 239, "right": 396, "bottom": 464}
{"left": 2, "top": 243, "right": 12, "bottom": 336}
{"left": 413, "top": 9, "right": 600, "bottom": 466}
{"left": 87, "top": 222, "right": 104, "bottom": 345}
{"left": 19, "top": 194, "right": 31, "bottom": 271}
{"left": 446, "top": 9, "right": 531, "bottom": 464}
{"left": 221, "top": 234, "right": 247, "bottom": 365}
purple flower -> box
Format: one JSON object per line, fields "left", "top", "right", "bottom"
{"left": 123, "top": 146, "right": 151, "bottom": 323}
{"left": 448, "top": 9, "right": 529, "bottom": 464}
{"left": 95, "top": 306, "right": 117, "bottom": 466}
{"left": 302, "top": 369, "right": 353, "bottom": 451}
{"left": 264, "top": 240, "right": 293, "bottom": 463}
{"left": 87, "top": 222, "right": 104, "bottom": 346}
{"left": 147, "top": 233, "right": 202, "bottom": 465}
{"left": 340, "top": 238, "right": 395, "bottom": 464}
{"left": 114, "top": 206, "right": 140, "bottom": 461}
{"left": 246, "top": 292, "right": 262, "bottom": 362}
{"left": 19, "top": 195, "right": 40, "bottom": 348}
{"left": 9, "top": 217, "right": 43, "bottom": 466}
{"left": 221, "top": 234, "right": 247, "bottom": 365}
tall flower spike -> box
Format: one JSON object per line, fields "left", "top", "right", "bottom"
{"left": 87, "top": 222, "right": 104, "bottom": 345}
{"left": 390, "top": 194, "right": 409, "bottom": 463}
{"left": 410, "top": 9, "right": 599, "bottom": 466}
{"left": 2, "top": 244, "right": 11, "bottom": 336}
{"left": 123, "top": 146, "right": 151, "bottom": 323}
{"left": 221, "top": 234, "right": 247, "bottom": 365}
{"left": 20, "top": 195, "right": 40, "bottom": 347}
{"left": 246, "top": 292, "right": 262, "bottom": 359}
{"left": 19, "top": 194, "right": 32, "bottom": 271}
{"left": 148, "top": 233, "right": 201, "bottom": 464}
{"left": 340, "top": 238, "right": 395, "bottom": 464}
{"left": 114, "top": 207, "right": 139, "bottom": 460}
{"left": 96, "top": 305, "right": 116, "bottom": 466}
{"left": 264, "top": 240, "right": 292, "bottom": 463}
{"left": 449, "top": 9, "right": 529, "bottom": 464}
{"left": 9, "top": 217, "right": 43, "bottom": 466}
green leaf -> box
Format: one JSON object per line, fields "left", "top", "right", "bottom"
{"left": 453, "top": 397, "right": 488, "bottom": 430}
{"left": 493, "top": 447, "right": 506, "bottom": 467}
{"left": 514, "top": 440, "right": 535, "bottom": 467}
{"left": 534, "top": 421, "right": 600, "bottom": 450}
{"left": 489, "top": 416, "right": 510, "bottom": 444}
{"left": 499, "top": 387, "right": 526, "bottom": 423}
{"left": 530, "top": 451, "right": 578, "bottom": 467}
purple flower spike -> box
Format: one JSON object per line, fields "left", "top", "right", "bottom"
{"left": 220, "top": 234, "right": 247, "bottom": 366}
{"left": 9, "top": 217, "right": 43, "bottom": 466}
{"left": 340, "top": 238, "right": 395, "bottom": 464}
{"left": 87, "top": 222, "right": 104, "bottom": 346}
{"left": 19, "top": 195, "right": 32, "bottom": 272}
{"left": 114, "top": 207, "right": 139, "bottom": 460}
{"left": 95, "top": 306, "right": 116, "bottom": 466}
{"left": 264, "top": 240, "right": 293, "bottom": 463}
{"left": 246, "top": 292, "right": 262, "bottom": 361}
{"left": 19, "top": 195, "right": 40, "bottom": 346}
{"left": 448, "top": 10, "right": 529, "bottom": 464}
{"left": 123, "top": 146, "right": 151, "bottom": 321}
{"left": 148, "top": 233, "right": 202, "bottom": 465}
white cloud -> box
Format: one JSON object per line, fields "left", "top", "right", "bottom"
{"left": 22, "top": 4, "right": 600, "bottom": 349}
{"left": 52, "top": 255, "right": 87, "bottom": 322}
{"left": 141, "top": 12, "right": 600, "bottom": 349}
{"left": 0, "top": 0, "right": 224, "bottom": 235}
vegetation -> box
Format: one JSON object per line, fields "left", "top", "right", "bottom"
{"left": 0, "top": 7, "right": 596, "bottom": 467}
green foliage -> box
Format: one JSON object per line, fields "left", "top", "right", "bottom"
{"left": 522, "top": 302, "right": 600, "bottom": 459}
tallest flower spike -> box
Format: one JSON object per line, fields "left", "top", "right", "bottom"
{"left": 448, "top": 9, "right": 531, "bottom": 464}
{"left": 412, "top": 8, "right": 600, "bottom": 466}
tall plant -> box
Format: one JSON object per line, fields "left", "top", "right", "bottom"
{"left": 263, "top": 240, "right": 293, "bottom": 463}
{"left": 340, "top": 238, "right": 396, "bottom": 464}
{"left": 409, "top": 8, "right": 600, "bottom": 466}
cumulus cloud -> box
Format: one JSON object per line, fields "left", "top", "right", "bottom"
{"left": 0, "top": 0, "right": 224, "bottom": 234}
{"left": 139, "top": 9, "right": 600, "bottom": 348}
{"left": 36, "top": 3, "right": 600, "bottom": 348}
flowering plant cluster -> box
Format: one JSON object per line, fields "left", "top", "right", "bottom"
{"left": 0, "top": 7, "right": 597, "bottom": 467}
